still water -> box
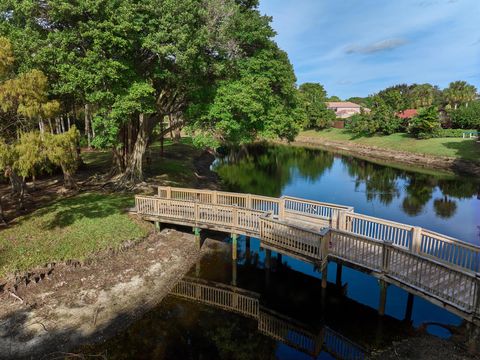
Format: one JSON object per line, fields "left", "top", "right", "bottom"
{"left": 84, "top": 144, "right": 480, "bottom": 359}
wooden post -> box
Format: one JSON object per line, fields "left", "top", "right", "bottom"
{"left": 246, "top": 194, "right": 252, "bottom": 209}
{"left": 382, "top": 240, "right": 392, "bottom": 274}
{"left": 321, "top": 263, "right": 328, "bottom": 289}
{"left": 378, "top": 279, "right": 388, "bottom": 316}
{"left": 232, "top": 261, "right": 237, "bottom": 287}
{"left": 404, "top": 293, "right": 414, "bottom": 322}
{"left": 193, "top": 227, "right": 201, "bottom": 249}
{"left": 154, "top": 221, "right": 161, "bottom": 232}
{"left": 212, "top": 190, "right": 217, "bottom": 204}
{"left": 166, "top": 186, "right": 172, "bottom": 199}
{"left": 411, "top": 226, "right": 422, "bottom": 253}
{"left": 195, "top": 261, "right": 201, "bottom": 277}
{"left": 233, "top": 206, "right": 238, "bottom": 230}
{"left": 475, "top": 274, "right": 480, "bottom": 319}
{"left": 336, "top": 263, "right": 343, "bottom": 287}
{"left": 245, "top": 236, "right": 251, "bottom": 263}
{"left": 279, "top": 197, "right": 285, "bottom": 220}
{"left": 265, "top": 249, "right": 271, "bottom": 269}
{"left": 338, "top": 210, "right": 347, "bottom": 231}
{"left": 331, "top": 210, "right": 339, "bottom": 229}
{"left": 231, "top": 233, "right": 238, "bottom": 260}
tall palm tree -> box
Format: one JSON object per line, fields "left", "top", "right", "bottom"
{"left": 443, "top": 81, "right": 478, "bottom": 109}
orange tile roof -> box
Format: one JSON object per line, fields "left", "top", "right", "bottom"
{"left": 326, "top": 101, "right": 361, "bottom": 108}
{"left": 396, "top": 109, "right": 418, "bottom": 119}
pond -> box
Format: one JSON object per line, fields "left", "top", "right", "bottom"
{"left": 83, "top": 144, "right": 480, "bottom": 359}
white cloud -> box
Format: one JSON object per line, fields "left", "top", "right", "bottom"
{"left": 345, "top": 39, "right": 408, "bottom": 54}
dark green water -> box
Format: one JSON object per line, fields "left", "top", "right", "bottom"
{"left": 81, "top": 144, "right": 480, "bottom": 359}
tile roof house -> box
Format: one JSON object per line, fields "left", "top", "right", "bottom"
{"left": 326, "top": 101, "right": 370, "bottom": 118}
{"left": 396, "top": 109, "right": 418, "bottom": 119}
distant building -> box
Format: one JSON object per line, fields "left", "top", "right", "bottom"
{"left": 326, "top": 101, "right": 370, "bottom": 118}
{"left": 396, "top": 109, "right": 418, "bottom": 119}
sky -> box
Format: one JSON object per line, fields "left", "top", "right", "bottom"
{"left": 258, "top": 0, "right": 480, "bottom": 99}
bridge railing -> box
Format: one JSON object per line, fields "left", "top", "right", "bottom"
{"left": 260, "top": 214, "right": 327, "bottom": 262}
{"left": 330, "top": 229, "right": 480, "bottom": 314}
{"left": 144, "top": 187, "right": 480, "bottom": 275}
{"left": 337, "top": 211, "right": 480, "bottom": 273}
{"left": 157, "top": 186, "right": 351, "bottom": 220}
{"left": 171, "top": 278, "right": 260, "bottom": 318}
{"left": 170, "top": 278, "right": 365, "bottom": 359}
{"left": 135, "top": 196, "right": 266, "bottom": 235}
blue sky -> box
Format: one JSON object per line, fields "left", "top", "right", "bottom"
{"left": 258, "top": 0, "right": 480, "bottom": 99}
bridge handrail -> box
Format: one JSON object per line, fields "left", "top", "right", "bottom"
{"left": 146, "top": 187, "right": 480, "bottom": 273}
{"left": 331, "top": 229, "right": 478, "bottom": 278}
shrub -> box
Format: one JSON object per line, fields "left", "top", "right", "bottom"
{"left": 450, "top": 101, "right": 480, "bottom": 130}
{"left": 408, "top": 106, "right": 441, "bottom": 139}
{"left": 346, "top": 105, "right": 400, "bottom": 136}
{"left": 437, "top": 128, "right": 477, "bottom": 138}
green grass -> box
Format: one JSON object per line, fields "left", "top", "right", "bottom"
{"left": 0, "top": 193, "right": 149, "bottom": 277}
{"left": 300, "top": 129, "right": 480, "bottom": 163}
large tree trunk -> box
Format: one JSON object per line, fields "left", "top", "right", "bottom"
{"left": 5, "top": 167, "right": 27, "bottom": 211}
{"left": 115, "top": 113, "right": 152, "bottom": 187}
{"left": 62, "top": 166, "right": 78, "bottom": 190}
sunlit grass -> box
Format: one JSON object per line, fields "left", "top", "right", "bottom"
{"left": 301, "top": 129, "right": 480, "bottom": 163}
{"left": 0, "top": 193, "right": 149, "bottom": 277}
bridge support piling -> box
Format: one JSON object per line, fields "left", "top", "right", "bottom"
{"left": 404, "top": 293, "right": 414, "bottom": 322}
{"left": 321, "top": 262, "right": 328, "bottom": 289}
{"left": 154, "top": 221, "right": 161, "bottom": 232}
{"left": 265, "top": 249, "right": 271, "bottom": 269}
{"left": 378, "top": 279, "right": 388, "bottom": 316}
{"left": 277, "top": 253, "right": 282, "bottom": 267}
{"left": 231, "top": 233, "right": 238, "bottom": 260}
{"left": 232, "top": 261, "right": 237, "bottom": 286}
{"left": 193, "top": 227, "right": 201, "bottom": 249}
{"left": 336, "top": 263, "right": 343, "bottom": 287}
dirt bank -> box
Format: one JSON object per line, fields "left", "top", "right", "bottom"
{"left": 287, "top": 135, "right": 480, "bottom": 176}
{"left": 0, "top": 228, "right": 216, "bottom": 359}
{"left": 372, "top": 331, "right": 479, "bottom": 360}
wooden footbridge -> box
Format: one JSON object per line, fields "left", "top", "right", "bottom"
{"left": 135, "top": 186, "right": 480, "bottom": 324}
{"left": 170, "top": 277, "right": 365, "bottom": 359}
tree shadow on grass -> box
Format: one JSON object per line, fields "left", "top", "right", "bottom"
{"left": 16, "top": 193, "right": 133, "bottom": 230}
{"left": 441, "top": 140, "right": 480, "bottom": 164}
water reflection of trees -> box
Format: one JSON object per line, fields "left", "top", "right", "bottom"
{"left": 214, "top": 145, "right": 334, "bottom": 197}
{"left": 214, "top": 145, "right": 479, "bottom": 219}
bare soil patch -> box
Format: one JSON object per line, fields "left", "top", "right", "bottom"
{"left": 0, "top": 228, "right": 217, "bottom": 359}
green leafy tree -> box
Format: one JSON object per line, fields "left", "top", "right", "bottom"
{"left": 377, "top": 88, "right": 405, "bottom": 112}
{"left": 410, "top": 84, "right": 437, "bottom": 108}
{"left": 443, "top": 81, "right": 477, "bottom": 109}
{"left": 408, "top": 106, "right": 441, "bottom": 139}
{"left": 44, "top": 126, "right": 81, "bottom": 189}
{"left": 189, "top": 46, "right": 304, "bottom": 147}
{"left": 449, "top": 101, "right": 480, "bottom": 129}
{"left": 299, "top": 83, "right": 335, "bottom": 129}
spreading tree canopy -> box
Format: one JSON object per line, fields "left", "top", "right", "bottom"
{"left": 1, "top": 0, "right": 303, "bottom": 186}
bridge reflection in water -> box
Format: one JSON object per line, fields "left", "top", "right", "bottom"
{"left": 171, "top": 277, "right": 365, "bottom": 359}
{"left": 136, "top": 186, "right": 480, "bottom": 325}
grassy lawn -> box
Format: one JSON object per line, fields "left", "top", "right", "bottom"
{"left": 0, "top": 192, "right": 149, "bottom": 278}
{"left": 300, "top": 129, "right": 480, "bottom": 163}
{"left": 0, "top": 137, "right": 205, "bottom": 278}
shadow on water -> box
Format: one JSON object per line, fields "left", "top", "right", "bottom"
{"left": 71, "top": 233, "right": 480, "bottom": 359}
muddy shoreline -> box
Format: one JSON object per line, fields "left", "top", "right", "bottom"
{"left": 284, "top": 135, "right": 480, "bottom": 177}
